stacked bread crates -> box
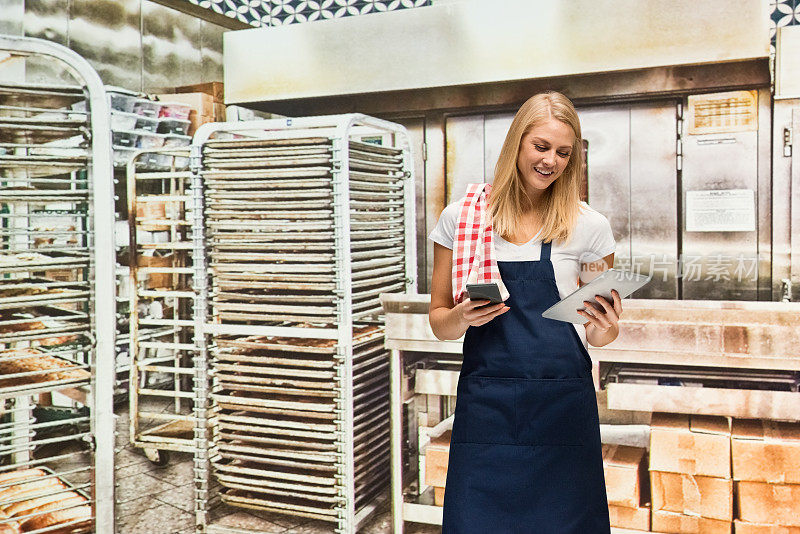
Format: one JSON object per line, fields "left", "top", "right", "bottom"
{"left": 190, "top": 115, "right": 416, "bottom": 534}
{"left": 0, "top": 34, "right": 116, "bottom": 533}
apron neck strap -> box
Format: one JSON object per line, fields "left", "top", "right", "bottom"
{"left": 541, "top": 241, "right": 552, "bottom": 261}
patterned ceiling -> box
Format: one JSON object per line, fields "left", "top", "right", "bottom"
{"left": 187, "top": 0, "right": 432, "bottom": 27}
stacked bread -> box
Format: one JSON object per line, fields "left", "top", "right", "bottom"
{"left": 0, "top": 469, "right": 91, "bottom": 533}
{"left": 0, "top": 349, "right": 90, "bottom": 388}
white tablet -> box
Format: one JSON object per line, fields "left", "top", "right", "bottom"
{"left": 541, "top": 268, "right": 652, "bottom": 324}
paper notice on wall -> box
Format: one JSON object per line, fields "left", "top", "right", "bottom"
{"left": 687, "top": 90, "right": 758, "bottom": 135}
{"left": 685, "top": 189, "right": 755, "bottom": 232}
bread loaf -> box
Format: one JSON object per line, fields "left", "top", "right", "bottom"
{"left": 0, "top": 470, "right": 45, "bottom": 488}
{"left": 4, "top": 490, "right": 80, "bottom": 517}
{"left": 0, "top": 478, "right": 64, "bottom": 511}
{"left": 20, "top": 503, "right": 91, "bottom": 533}
{"left": 0, "top": 350, "right": 90, "bottom": 388}
{"left": 0, "top": 508, "right": 19, "bottom": 533}
{"left": 17, "top": 494, "right": 85, "bottom": 527}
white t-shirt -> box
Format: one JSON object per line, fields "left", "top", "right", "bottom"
{"left": 428, "top": 200, "right": 617, "bottom": 349}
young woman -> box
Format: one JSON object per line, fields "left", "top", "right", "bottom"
{"left": 428, "top": 91, "right": 621, "bottom": 533}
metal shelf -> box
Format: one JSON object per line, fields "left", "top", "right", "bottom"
{"left": 0, "top": 34, "right": 116, "bottom": 534}
{"left": 191, "top": 115, "right": 417, "bottom": 534}
{"left": 127, "top": 148, "right": 197, "bottom": 459}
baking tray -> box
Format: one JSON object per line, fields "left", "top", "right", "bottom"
{"left": 350, "top": 256, "right": 404, "bottom": 273}
{"left": 0, "top": 279, "right": 89, "bottom": 308}
{"left": 219, "top": 489, "right": 339, "bottom": 521}
{"left": 351, "top": 274, "right": 405, "bottom": 290}
{"left": 204, "top": 178, "right": 331, "bottom": 191}
{"left": 0, "top": 348, "right": 90, "bottom": 398}
{"left": 203, "top": 145, "right": 331, "bottom": 160}
{"left": 348, "top": 148, "right": 403, "bottom": 165}
{"left": 215, "top": 440, "right": 338, "bottom": 465}
{"left": 216, "top": 428, "right": 336, "bottom": 451}
{"left": 215, "top": 474, "right": 338, "bottom": 501}
{"left": 348, "top": 159, "right": 403, "bottom": 174}
{"left": 204, "top": 136, "right": 331, "bottom": 150}
{"left": 0, "top": 464, "right": 93, "bottom": 511}
{"left": 215, "top": 290, "right": 337, "bottom": 305}
{"left": 213, "top": 341, "right": 338, "bottom": 359}
{"left": 0, "top": 251, "right": 89, "bottom": 273}
{"left": 207, "top": 210, "right": 333, "bottom": 221}
{"left": 350, "top": 267, "right": 404, "bottom": 285}
{"left": 214, "top": 311, "right": 336, "bottom": 324}
{"left": 210, "top": 262, "right": 334, "bottom": 275}
{"left": 216, "top": 419, "right": 336, "bottom": 442}
{"left": 211, "top": 251, "right": 334, "bottom": 263}
{"left": 214, "top": 279, "right": 337, "bottom": 293}
{"left": 203, "top": 154, "right": 332, "bottom": 167}
{"left": 214, "top": 461, "right": 338, "bottom": 487}
{"left": 348, "top": 179, "right": 403, "bottom": 193}
{"left": 349, "top": 220, "right": 404, "bottom": 232}
{"left": 348, "top": 190, "right": 404, "bottom": 202}
{"left": 0, "top": 82, "right": 86, "bottom": 109}
{"left": 215, "top": 273, "right": 335, "bottom": 286}
{"left": 202, "top": 167, "right": 332, "bottom": 180}
{"left": 214, "top": 326, "right": 381, "bottom": 354}
{"left": 0, "top": 306, "right": 89, "bottom": 344}
{"left": 348, "top": 140, "right": 402, "bottom": 156}
{"left": 211, "top": 390, "right": 336, "bottom": 414}
{"left": 207, "top": 220, "right": 334, "bottom": 232}
{"left": 350, "top": 247, "right": 404, "bottom": 261}
{"left": 206, "top": 191, "right": 333, "bottom": 202}
{"left": 209, "top": 228, "right": 334, "bottom": 241}
{"left": 0, "top": 156, "right": 88, "bottom": 178}
{"left": 214, "top": 400, "right": 336, "bottom": 420}
{"left": 213, "top": 464, "right": 338, "bottom": 491}
{"left": 348, "top": 169, "right": 404, "bottom": 184}
{"left": 210, "top": 241, "right": 336, "bottom": 253}
{"left": 214, "top": 377, "right": 335, "bottom": 398}
{"left": 0, "top": 123, "right": 86, "bottom": 144}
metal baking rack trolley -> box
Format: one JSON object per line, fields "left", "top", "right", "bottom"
{"left": 127, "top": 147, "right": 195, "bottom": 466}
{"left": 190, "top": 115, "right": 416, "bottom": 534}
{"left": 0, "top": 36, "right": 116, "bottom": 532}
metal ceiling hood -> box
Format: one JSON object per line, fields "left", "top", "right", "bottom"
{"left": 224, "top": 0, "right": 769, "bottom": 107}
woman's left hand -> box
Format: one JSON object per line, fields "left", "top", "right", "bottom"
{"left": 577, "top": 289, "right": 622, "bottom": 332}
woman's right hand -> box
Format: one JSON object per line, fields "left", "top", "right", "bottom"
{"left": 430, "top": 242, "right": 510, "bottom": 340}
{"left": 455, "top": 299, "right": 510, "bottom": 328}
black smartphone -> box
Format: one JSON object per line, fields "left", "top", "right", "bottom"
{"left": 466, "top": 283, "right": 503, "bottom": 305}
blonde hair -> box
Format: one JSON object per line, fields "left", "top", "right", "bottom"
{"left": 489, "top": 91, "right": 585, "bottom": 245}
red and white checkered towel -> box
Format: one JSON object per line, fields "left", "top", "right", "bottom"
{"left": 452, "top": 183, "right": 510, "bottom": 305}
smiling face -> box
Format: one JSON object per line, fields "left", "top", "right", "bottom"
{"left": 516, "top": 116, "right": 576, "bottom": 200}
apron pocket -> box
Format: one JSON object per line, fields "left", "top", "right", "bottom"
{"left": 515, "top": 378, "right": 592, "bottom": 446}
{"left": 450, "top": 376, "right": 517, "bottom": 445}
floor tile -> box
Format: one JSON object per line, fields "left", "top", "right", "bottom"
{"left": 211, "top": 511, "right": 285, "bottom": 533}
{"left": 117, "top": 501, "right": 193, "bottom": 534}
{"left": 242, "top": 508, "right": 308, "bottom": 529}
{"left": 117, "top": 494, "right": 159, "bottom": 519}
{"left": 283, "top": 519, "right": 338, "bottom": 533}
{"left": 115, "top": 446, "right": 151, "bottom": 468}
{"left": 116, "top": 472, "right": 179, "bottom": 504}
{"left": 116, "top": 458, "right": 161, "bottom": 479}
{"left": 154, "top": 482, "right": 195, "bottom": 513}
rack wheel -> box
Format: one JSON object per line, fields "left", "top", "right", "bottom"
{"left": 144, "top": 448, "right": 170, "bottom": 467}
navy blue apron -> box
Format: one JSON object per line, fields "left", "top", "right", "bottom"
{"left": 442, "top": 241, "right": 610, "bottom": 534}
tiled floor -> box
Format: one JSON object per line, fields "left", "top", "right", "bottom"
{"left": 114, "top": 401, "right": 440, "bottom": 534}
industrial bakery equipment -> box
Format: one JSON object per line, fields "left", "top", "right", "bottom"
{"left": 0, "top": 34, "right": 115, "bottom": 532}
{"left": 127, "top": 147, "right": 195, "bottom": 466}
{"left": 189, "top": 115, "right": 416, "bottom": 534}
